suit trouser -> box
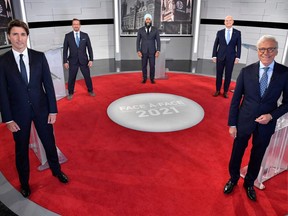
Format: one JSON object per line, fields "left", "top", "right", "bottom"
{"left": 142, "top": 53, "right": 155, "bottom": 80}
{"left": 228, "top": 125, "right": 272, "bottom": 186}
{"left": 13, "top": 108, "right": 61, "bottom": 187}
{"left": 216, "top": 58, "right": 235, "bottom": 92}
{"left": 68, "top": 63, "right": 93, "bottom": 94}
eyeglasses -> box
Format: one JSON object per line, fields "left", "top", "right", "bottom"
{"left": 258, "top": 47, "right": 277, "bottom": 53}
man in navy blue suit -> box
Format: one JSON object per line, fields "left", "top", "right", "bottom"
{"left": 212, "top": 15, "right": 241, "bottom": 98}
{"left": 224, "top": 35, "right": 288, "bottom": 201}
{"left": 0, "top": 19, "right": 68, "bottom": 198}
{"left": 63, "top": 18, "right": 95, "bottom": 100}
{"left": 137, "top": 14, "right": 160, "bottom": 84}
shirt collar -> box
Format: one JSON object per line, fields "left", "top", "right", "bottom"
{"left": 259, "top": 61, "right": 275, "bottom": 70}
{"left": 12, "top": 48, "right": 28, "bottom": 59}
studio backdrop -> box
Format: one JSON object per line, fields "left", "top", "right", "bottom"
{"left": 120, "top": 0, "right": 193, "bottom": 36}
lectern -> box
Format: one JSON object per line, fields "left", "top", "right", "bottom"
{"left": 242, "top": 43, "right": 259, "bottom": 65}
{"left": 29, "top": 47, "right": 68, "bottom": 171}
{"left": 240, "top": 113, "right": 288, "bottom": 189}
{"left": 155, "top": 38, "right": 170, "bottom": 79}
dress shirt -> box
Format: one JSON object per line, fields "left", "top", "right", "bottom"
{"left": 12, "top": 48, "right": 30, "bottom": 82}
{"left": 259, "top": 61, "right": 274, "bottom": 86}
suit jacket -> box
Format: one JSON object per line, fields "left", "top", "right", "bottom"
{"left": 0, "top": 49, "right": 57, "bottom": 123}
{"left": 228, "top": 61, "right": 288, "bottom": 137}
{"left": 136, "top": 26, "right": 160, "bottom": 54}
{"left": 63, "top": 31, "right": 93, "bottom": 65}
{"left": 212, "top": 28, "right": 241, "bottom": 61}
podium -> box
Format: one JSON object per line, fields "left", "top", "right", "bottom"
{"left": 29, "top": 123, "right": 68, "bottom": 171}
{"left": 242, "top": 43, "right": 259, "bottom": 65}
{"left": 240, "top": 113, "right": 288, "bottom": 189}
{"left": 44, "top": 48, "right": 66, "bottom": 100}
{"left": 155, "top": 38, "right": 170, "bottom": 79}
{"left": 29, "top": 48, "right": 68, "bottom": 171}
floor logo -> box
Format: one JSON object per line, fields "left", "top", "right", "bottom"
{"left": 107, "top": 93, "right": 204, "bottom": 132}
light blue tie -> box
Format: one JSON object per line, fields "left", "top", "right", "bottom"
{"left": 76, "top": 32, "right": 80, "bottom": 47}
{"left": 260, "top": 67, "right": 269, "bottom": 97}
{"left": 226, "top": 29, "right": 231, "bottom": 44}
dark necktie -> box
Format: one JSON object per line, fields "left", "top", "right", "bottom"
{"left": 260, "top": 67, "right": 269, "bottom": 97}
{"left": 19, "top": 54, "right": 28, "bottom": 85}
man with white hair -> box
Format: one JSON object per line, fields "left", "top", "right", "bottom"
{"left": 136, "top": 13, "right": 160, "bottom": 84}
{"left": 212, "top": 15, "right": 241, "bottom": 98}
{"left": 224, "top": 35, "right": 288, "bottom": 201}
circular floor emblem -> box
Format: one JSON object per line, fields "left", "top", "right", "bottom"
{"left": 107, "top": 93, "right": 204, "bottom": 132}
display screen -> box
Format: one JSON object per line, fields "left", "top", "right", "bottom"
{"left": 120, "top": 0, "right": 193, "bottom": 36}
{"left": 0, "top": 0, "right": 13, "bottom": 48}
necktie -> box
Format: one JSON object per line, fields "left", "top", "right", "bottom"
{"left": 76, "top": 32, "right": 80, "bottom": 47}
{"left": 226, "top": 29, "right": 230, "bottom": 44}
{"left": 19, "top": 54, "right": 28, "bottom": 85}
{"left": 260, "top": 67, "right": 269, "bottom": 97}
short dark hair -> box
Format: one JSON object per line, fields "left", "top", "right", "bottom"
{"left": 7, "top": 19, "right": 29, "bottom": 35}
{"left": 72, "top": 18, "right": 81, "bottom": 24}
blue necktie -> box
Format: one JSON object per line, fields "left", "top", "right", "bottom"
{"left": 260, "top": 67, "right": 269, "bottom": 97}
{"left": 76, "top": 32, "right": 80, "bottom": 47}
{"left": 19, "top": 54, "right": 28, "bottom": 85}
{"left": 226, "top": 29, "right": 231, "bottom": 44}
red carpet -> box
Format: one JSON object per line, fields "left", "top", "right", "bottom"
{"left": 0, "top": 72, "right": 287, "bottom": 216}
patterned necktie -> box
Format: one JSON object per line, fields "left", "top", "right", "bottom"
{"left": 226, "top": 29, "right": 231, "bottom": 44}
{"left": 19, "top": 54, "right": 28, "bottom": 85}
{"left": 260, "top": 67, "right": 269, "bottom": 97}
{"left": 76, "top": 32, "right": 80, "bottom": 47}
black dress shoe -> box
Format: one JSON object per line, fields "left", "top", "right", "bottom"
{"left": 20, "top": 186, "right": 31, "bottom": 198}
{"left": 244, "top": 183, "right": 256, "bottom": 201}
{"left": 141, "top": 79, "right": 147, "bottom": 84}
{"left": 223, "top": 180, "right": 236, "bottom": 194}
{"left": 223, "top": 92, "right": 228, "bottom": 98}
{"left": 151, "top": 79, "right": 156, "bottom": 84}
{"left": 53, "top": 171, "right": 69, "bottom": 183}
{"left": 213, "top": 91, "right": 220, "bottom": 97}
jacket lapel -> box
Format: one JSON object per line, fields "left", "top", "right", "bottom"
{"left": 7, "top": 50, "right": 25, "bottom": 84}
{"left": 27, "top": 49, "right": 34, "bottom": 85}
{"left": 249, "top": 62, "right": 262, "bottom": 98}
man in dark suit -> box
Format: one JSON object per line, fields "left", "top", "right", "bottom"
{"left": 137, "top": 14, "right": 160, "bottom": 84}
{"left": 212, "top": 15, "right": 241, "bottom": 98}
{"left": 224, "top": 35, "right": 288, "bottom": 201}
{"left": 63, "top": 18, "right": 95, "bottom": 100}
{"left": 0, "top": 19, "right": 69, "bottom": 198}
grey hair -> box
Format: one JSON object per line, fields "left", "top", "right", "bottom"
{"left": 256, "top": 35, "right": 278, "bottom": 49}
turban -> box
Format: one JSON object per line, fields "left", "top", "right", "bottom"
{"left": 144, "top": 14, "right": 152, "bottom": 21}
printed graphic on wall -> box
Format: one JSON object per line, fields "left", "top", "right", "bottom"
{"left": 120, "top": 0, "right": 193, "bottom": 36}
{"left": 0, "top": 0, "right": 13, "bottom": 47}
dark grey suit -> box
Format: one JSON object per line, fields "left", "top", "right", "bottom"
{"left": 136, "top": 26, "right": 160, "bottom": 80}
{"left": 63, "top": 31, "right": 93, "bottom": 94}
{"left": 228, "top": 61, "right": 288, "bottom": 186}
{"left": 0, "top": 49, "right": 62, "bottom": 188}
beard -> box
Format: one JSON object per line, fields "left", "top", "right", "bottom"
{"left": 145, "top": 22, "right": 151, "bottom": 29}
